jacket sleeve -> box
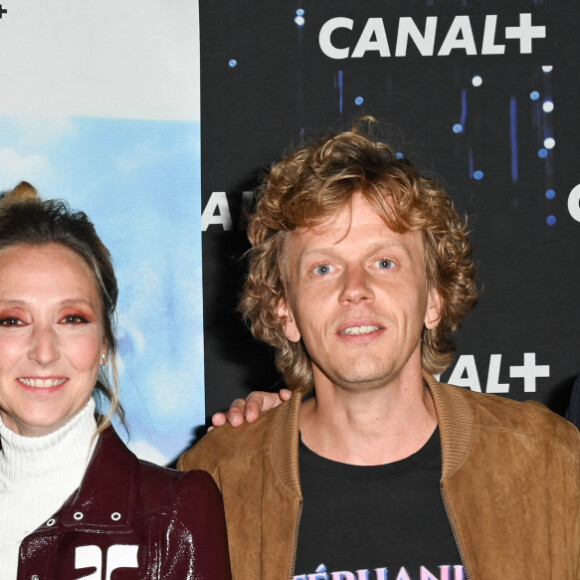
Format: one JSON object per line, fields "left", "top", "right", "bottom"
{"left": 163, "top": 469, "right": 232, "bottom": 579}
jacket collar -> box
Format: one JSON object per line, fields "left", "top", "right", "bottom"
{"left": 423, "top": 372, "right": 474, "bottom": 480}
{"left": 36, "top": 426, "right": 139, "bottom": 531}
{"left": 270, "top": 387, "right": 305, "bottom": 497}
{"left": 269, "top": 374, "right": 474, "bottom": 491}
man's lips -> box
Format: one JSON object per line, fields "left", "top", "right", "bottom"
{"left": 339, "top": 324, "right": 381, "bottom": 335}
{"left": 337, "top": 319, "right": 385, "bottom": 337}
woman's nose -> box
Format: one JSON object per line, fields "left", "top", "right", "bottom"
{"left": 28, "top": 325, "right": 60, "bottom": 366}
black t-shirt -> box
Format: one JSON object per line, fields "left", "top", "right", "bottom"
{"left": 293, "top": 428, "right": 465, "bottom": 580}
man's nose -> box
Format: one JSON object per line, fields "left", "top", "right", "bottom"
{"left": 338, "top": 265, "right": 375, "bottom": 304}
{"left": 28, "top": 325, "right": 60, "bottom": 366}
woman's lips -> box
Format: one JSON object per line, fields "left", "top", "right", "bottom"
{"left": 18, "top": 377, "right": 67, "bottom": 390}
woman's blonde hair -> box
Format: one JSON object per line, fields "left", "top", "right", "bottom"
{"left": 239, "top": 119, "right": 479, "bottom": 390}
{"left": 0, "top": 182, "right": 123, "bottom": 433}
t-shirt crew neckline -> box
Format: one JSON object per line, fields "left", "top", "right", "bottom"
{"left": 298, "top": 426, "right": 440, "bottom": 480}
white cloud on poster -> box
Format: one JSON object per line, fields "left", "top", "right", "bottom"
{"left": 115, "top": 141, "right": 172, "bottom": 173}
{"left": 126, "top": 439, "right": 169, "bottom": 466}
{"left": 0, "top": 148, "right": 51, "bottom": 186}
{"left": 9, "top": 116, "right": 78, "bottom": 148}
{"left": 116, "top": 315, "right": 147, "bottom": 356}
{"left": 150, "top": 368, "right": 201, "bottom": 418}
{"left": 0, "top": 0, "right": 199, "bottom": 121}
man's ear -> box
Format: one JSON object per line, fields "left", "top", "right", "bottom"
{"left": 276, "top": 298, "right": 301, "bottom": 342}
{"left": 424, "top": 287, "right": 443, "bottom": 330}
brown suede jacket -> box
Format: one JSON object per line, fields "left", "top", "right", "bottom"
{"left": 179, "top": 375, "right": 580, "bottom": 579}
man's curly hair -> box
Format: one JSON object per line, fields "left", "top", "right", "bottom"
{"left": 239, "top": 119, "right": 479, "bottom": 391}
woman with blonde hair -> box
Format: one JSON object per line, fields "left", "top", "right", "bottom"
{"left": 0, "top": 182, "right": 231, "bottom": 579}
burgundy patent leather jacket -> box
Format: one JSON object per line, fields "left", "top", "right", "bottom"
{"left": 17, "top": 426, "right": 232, "bottom": 579}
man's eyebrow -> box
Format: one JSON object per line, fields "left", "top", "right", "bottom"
{"left": 297, "top": 240, "right": 414, "bottom": 265}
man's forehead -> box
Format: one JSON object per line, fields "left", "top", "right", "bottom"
{"left": 290, "top": 197, "right": 407, "bottom": 239}
{"left": 287, "top": 211, "right": 422, "bottom": 254}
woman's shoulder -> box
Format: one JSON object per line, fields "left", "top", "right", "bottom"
{"left": 137, "top": 458, "right": 218, "bottom": 498}
{"left": 132, "top": 460, "right": 222, "bottom": 526}
{"left": 131, "top": 458, "right": 231, "bottom": 576}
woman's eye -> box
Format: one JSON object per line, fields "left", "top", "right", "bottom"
{"left": 0, "top": 317, "right": 23, "bottom": 327}
{"left": 376, "top": 258, "right": 395, "bottom": 270}
{"left": 313, "top": 264, "right": 334, "bottom": 276}
{"left": 61, "top": 314, "right": 89, "bottom": 324}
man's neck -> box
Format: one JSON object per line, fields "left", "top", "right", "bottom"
{"left": 299, "top": 369, "right": 437, "bottom": 466}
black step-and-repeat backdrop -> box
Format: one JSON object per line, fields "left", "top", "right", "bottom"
{"left": 200, "top": 0, "right": 580, "bottom": 419}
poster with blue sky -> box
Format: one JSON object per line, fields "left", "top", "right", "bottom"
{"left": 0, "top": 0, "right": 203, "bottom": 465}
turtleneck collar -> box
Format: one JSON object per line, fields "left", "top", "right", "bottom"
{"left": 0, "top": 398, "right": 98, "bottom": 491}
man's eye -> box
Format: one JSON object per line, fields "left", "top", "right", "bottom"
{"left": 313, "top": 264, "right": 334, "bottom": 276}
{"left": 0, "top": 317, "right": 23, "bottom": 327}
{"left": 376, "top": 259, "right": 395, "bottom": 269}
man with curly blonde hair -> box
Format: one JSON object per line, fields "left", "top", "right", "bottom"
{"left": 180, "top": 120, "right": 580, "bottom": 580}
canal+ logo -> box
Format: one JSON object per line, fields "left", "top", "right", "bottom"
{"left": 318, "top": 14, "right": 546, "bottom": 59}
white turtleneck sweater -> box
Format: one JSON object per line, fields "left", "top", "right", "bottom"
{"left": 0, "top": 399, "right": 98, "bottom": 580}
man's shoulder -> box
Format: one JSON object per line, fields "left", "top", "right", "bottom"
{"left": 178, "top": 397, "right": 297, "bottom": 472}
{"left": 446, "top": 382, "right": 580, "bottom": 451}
